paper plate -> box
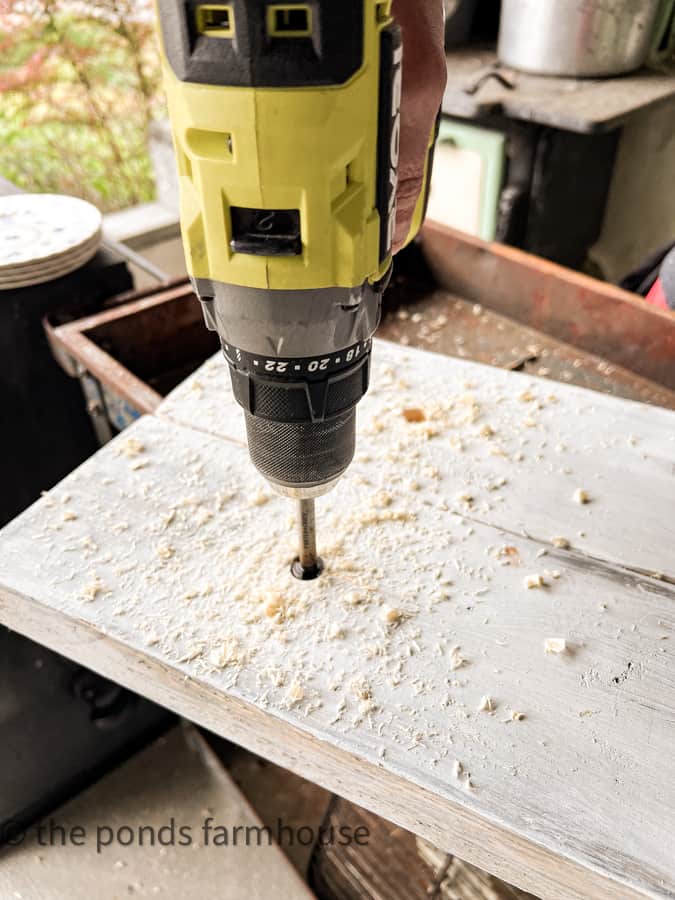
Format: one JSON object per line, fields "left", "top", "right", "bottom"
{"left": 0, "top": 194, "right": 102, "bottom": 278}
{"left": 0, "top": 230, "right": 100, "bottom": 274}
{"left": 0, "top": 238, "right": 100, "bottom": 289}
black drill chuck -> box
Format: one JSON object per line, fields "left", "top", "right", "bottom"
{"left": 244, "top": 409, "right": 357, "bottom": 494}
{"left": 196, "top": 277, "right": 384, "bottom": 498}
{"left": 229, "top": 346, "right": 370, "bottom": 496}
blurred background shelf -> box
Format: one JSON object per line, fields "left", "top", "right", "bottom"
{"left": 442, "top": 46, "right": 675, "bottom": 133}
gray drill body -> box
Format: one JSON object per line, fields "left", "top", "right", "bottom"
{"left": 196, "top": 276, "right": 384, "bottom": 498}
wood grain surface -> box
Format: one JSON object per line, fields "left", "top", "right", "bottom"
{"left": 0, "top": 341, "right": 673, "bottom": 899}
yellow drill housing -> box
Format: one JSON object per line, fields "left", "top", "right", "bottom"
{"left": 154, "top": 0, "right": 436, "bottom": 509}
{"left": 158, "top": 0, "right": 402, "bottom": 292}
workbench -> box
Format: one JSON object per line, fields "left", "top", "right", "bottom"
{"left": 3, "top": 224, "right": 675, "bottom": 899}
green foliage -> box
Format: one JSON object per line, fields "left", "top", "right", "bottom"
{"left": 0, "top": 1, "right": 165, "bottom": 212}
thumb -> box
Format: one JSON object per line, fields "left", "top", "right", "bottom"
{"left": 391, "top": 0, "right": 446, "bottom": 253}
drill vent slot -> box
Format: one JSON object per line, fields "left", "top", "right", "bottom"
{"left": 195, "top": 4, "right": 234, "bottom": 38}
{"left": 185, "top": 128, "right": 233, "bottom": 161}
{"left": 374, "top": 0, "right": 391, "bottom": 23}
{"left": 266, "top": 4, "right": 312, "bottom": 37}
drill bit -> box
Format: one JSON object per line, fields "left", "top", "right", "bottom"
{"left": 291, "top": 498, "right": 323, "bottom": 580}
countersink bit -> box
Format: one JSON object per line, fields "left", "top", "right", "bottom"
{"left": 291, "top": 498, "right": 324, "bottom": 580}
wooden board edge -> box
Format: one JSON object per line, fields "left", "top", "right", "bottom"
{"left": 0, "top": 584, "right": 655, "bottom": 900}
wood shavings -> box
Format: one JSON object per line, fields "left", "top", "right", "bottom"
{"left": 353, "top": 508, "right": 415, "bottom": 527}
{"left": 117, "top": 437, "right": 145, "bottom": 458}
{"left": 208, "top": 635, "right": 242, "bottom": 668}
{"left": 489, "top": 445, "right": 507, "bottom": 458}
{"left": 62, "top": 510, "right": 78, "bottom": 522}
{"left": 402, "top": 407, "right": 426, "bottom": 423}
{"left": 351, "top": 677, "right": 372, "bottom": 701}
{"left": 162, "top": 509, "right": 176, "bottom": 528}
{"left": 372, "top": 489, "right": 394, "bottom": 508}
{"left": 449, "top": 646, "right": 467, "bottom": 671}
{"left": 214, "top": 490, "right": 237, "bottom": 512}
{"left": 80, "top": 576, "right": 106, "bottom": 602}
{"left": 359, "top": 698, "right": 377, "bottom": 715}
{"left": 263, "top": 591, "right": 284, "bottom": 619}
{"left": 573, "top": 489, "right": 591, "bottom": 504}
{"left": 284, "top": 680, "right": 305, "bottom": 706}
{"left": 509, "top": 710, "right": 526, "bottom": 722}
{"left": 80, "top": 536, "right": 98, "bottom": 554}
{"left": 178, "top": 645, "right": 204, "bottom": 663}
{"left": 189, "top": 504, "right": 211, "bottom": 524}
{"left": 156, "top": 543, "right": 175, "bottom": 560}
{"left": 545, "top": 638, "right": 567, "bottom": 654}
{"left": 552, "top": 536, "right": 570, "bottom": 549}
{"left": 497, "top": 545, "right": 519, "bottom": 563}
{"left": 382, "top": 606, "right": 402, "bottom": 624}
{"left": 451, "top": 758, "right": 474, "bottom": 790}
{"left": 524, "top": 574, "right": 546, "bottom": 589}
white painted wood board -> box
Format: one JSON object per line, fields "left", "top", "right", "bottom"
{"left": 0, "top": 340, "right": 674, "bottom": 900}
{"left": 0, "top": 725, "right": 314, "bottom": 899}
{"left": 158, "top": 341, "right": 675, "bottom": 581}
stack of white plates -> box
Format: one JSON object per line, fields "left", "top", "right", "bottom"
{"left": 0, "top": 194, "right": 102, "bottom": 290}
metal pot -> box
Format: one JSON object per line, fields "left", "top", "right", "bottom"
{"left": 498, "top": 0, "right": 664, "bottom": 77}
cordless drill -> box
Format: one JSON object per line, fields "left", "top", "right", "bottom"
{"left": 156, "top": 0, "right": 434, "bottom": 576}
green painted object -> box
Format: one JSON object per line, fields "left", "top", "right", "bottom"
{"left": 434, "top": 119, "right": 505, "bottom": 242}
